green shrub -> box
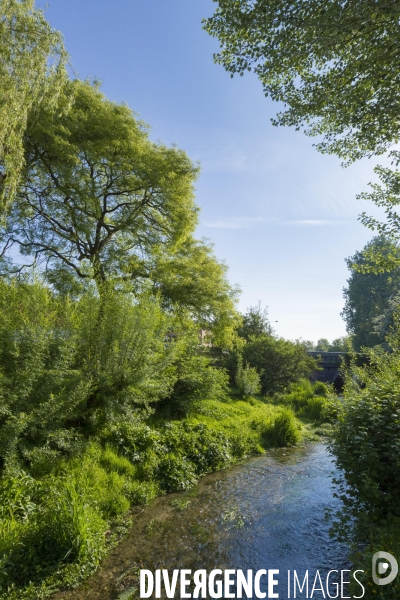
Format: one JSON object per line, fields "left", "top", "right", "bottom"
{"left": 0, "top": 470, "right": 37, "bottom": 521}
{"left": 0, "top": 280, "right": 181, "bottom": 470}
{"left": 235, "top": 356, "right": 261, "bottom": 398}
{"left": 298, "top": 396, "right": 325, "bottom": 420}
{"left": 103, "top": 419, "right": 163, "bottom": 465}
{"left": 68, "top": 446, "right": 131, "bottom": 519}
{"left": 313, "top": 381, "right": 328, "bottom": 397}
{"left": 160, "top": 422, "right": 232, "bottom": 475}
{"left": 123, "top": 480, "right": 159, "bottom": 505}
{"left": 167, "top": 354, "right": 229, "bottom": 416}
{"left": 278, "top": 379, "right": 329, "bottom": 421}
{"left": 242, "top": 335, "right": 316, "bottom": 395}
{"left": 321, "top": 395, "right": 342, "bottom": 423}
{"left": 156, "top": 454, "right": 198, "bottom": 492}
{"left": 0, "top": 518, "right": 25, "bottom": 587}
{"left": 228, "top": 431, "right": 263, "bottom": 457}
{"left": 282, "top": 378, "right": 316, "bottom": 407}
{"left": 330, "top": 349, "right": 400, "bottom": 540}
{"left": 348, "top": 519, "right": 400, "bottom": 600}
{"left": 268, "top": 409, "right": 301, "bottom": 447}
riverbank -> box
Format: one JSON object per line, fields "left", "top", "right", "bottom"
{"left": 0, "top": 385, "right": 331, "bottom": 600}
{"left": 52, "top": 443, "right": 346, "bottom": 600}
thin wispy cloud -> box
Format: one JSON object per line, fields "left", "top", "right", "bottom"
{"left": 202, "top": 217, "right": 350, "bottom": 230}
{"left": 203, "top": 217, "right": 275, "bottom": 229}
{"left": 285, "top": 219, "right": 331, "bottom": 227}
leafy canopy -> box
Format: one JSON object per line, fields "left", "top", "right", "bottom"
{"left": 204, "top": 0, "right": 400, "bottom": 161}
{"left": 0, "top": 0, "right": 67, "bottom": 209}
{"left": 237, "top": 302, "right": 272, "bottom": 341}
{"left": 342, "top": 236, "right": 400, "bottom": 350}
{"left": 357, "top": 152, "right": 400, "bottom": 271}
{"left": 313, "top": 337, "right": 351, "bottom": 352}
{"left": 242, "top": 334, "right": 316, "bottom": 395}
{"left": 0, "top": 80, "right": 239, "bottom": 344}
{"left": 1, "top": 80, "right": 198, "bottom": 287}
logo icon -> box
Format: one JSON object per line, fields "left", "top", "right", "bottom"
{"left": 372, "top": 551, "right": 398, "bottom": 586}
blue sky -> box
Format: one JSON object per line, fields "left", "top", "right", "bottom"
{"left": 40, "top": 0, "right": 384, "bottom": 342}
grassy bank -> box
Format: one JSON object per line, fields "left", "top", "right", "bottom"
{"left": 0, "top": 387, "right": 331, "bottom": 600}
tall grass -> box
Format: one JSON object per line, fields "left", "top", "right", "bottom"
{"left": 277, "top": 378, "right": 329, "bottom": 420}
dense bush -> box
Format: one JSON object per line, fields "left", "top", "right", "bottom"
{"left": 330, "top": 349, "right": 400, "bottom": 539}
{"left": 166, "top": 353, "right": 229, "bottom": 416}
{"left": 160, "top": 422, "right": 232, "bottom": 475}
{"left": 0, "top": 472, "right": 107, "bottom": 590}
{"left": 242, "top": 335, "right": 316, "bottom": 395}
{"left": 0, "top": 280, "right": 179, "bottom": 469}
{"left": 268, "top": 409, "right": 301, "bottom": 447}
{"left": 278, "top": 379, "right": 329, "bottom": 421}
{"left": 235, "top": 356, "right": 261, "bottom": 398}
{"left": 156, "top": 455, "right": 198, "bottom": 492}
{"left": 348, "top": 518, "right": 400, "bottom": 600}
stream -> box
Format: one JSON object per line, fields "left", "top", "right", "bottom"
{"left": 55, "top": 443, "right": 348, "bottom": 600}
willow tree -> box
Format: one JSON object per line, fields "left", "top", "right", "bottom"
{"left": 0, "top": 80, "right": 239, "bottom": 341}
{"left": 150, "top": 237, "right": 240, "bottom": 346}
{"left": 0, "top": 0, "right": 67, "bottom": 210}
{"left": 204, "top": 0, "right": 400, "bottom": 162}
{"left": 1, "top": 80, "right": 198, "bottom": 285}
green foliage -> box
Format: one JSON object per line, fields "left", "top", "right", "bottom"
{"left": 237, "top": 303, "right": 272, "bottom": 341}
{"left": 193, "top": 396, "right": 302, "bottom": 452}
{"left": 101, "top": 418, "right": 162, "bottom": 466}
{"left": 204, "top": 0, "right": 400, "bottom": 162}
{"left": 268, "top": 409, "right": 300, "bottom": 447}
{"left": 0, "top": 279, "right": 85, "bottom": 469}
{"left": 0, "top": 474, "right": 107, "bottom": 590}
{"left": 313, "top": 381, "right": 328, "bottom": 397}
{"left": 0, "top": 470, "right": 37, "bottom": 525}
{"left": 358, "top": 153, "right": 400, "bottom": 253}
{"left": 312, "top": 337, "right": 351, "bottom": 352}
{"left": 99, "top": 445, "right": 135, "bottom": 477}
{"left": 314, "top": 338, "right": 330, "bottom": 352}
{"left": 328, "top": 337, "right": 352, "bottom": 352}
{"left": 298, "top": 397, "right": 325, "bottom": 421}
{"left": 330, "top": 349, "right": 400, "bottom": 540}
{"left": 2, "top": 79, "right": 198, "bottom": 287}
{"left": 349, "top": 519, "right": 400, "bottom": 600}
{"left": 242, "top": 334, "right": 316, "bottom": 395}
{"left": 161, "top": 422, "right": 232, "bottom": 476}
{"left": 341, "top": 236, "right": 400, "bottom": 350}
{"left": 0, "top": 79, "right": 239, "bottom": 344}
{"left": 156, "top": 455, "right": 198, "bottom": 492}
{"left": 152, "top": 239, "right": 241, "bottom": 348}
{"left": 0, "top": 279, "right": 180, "bottom": 468}
{"left": 166, "top": 351, "right": 229, "bottom": 416}
{"left": 0, "top": 0, "right": 68, "bottom": 209}
{"left": 0, "top": 386, "right": 303, "bottom": 596}
{"left": 235, "top": 356, "right": 261, "bottom": 398}
{"left": 123, "top": 480, "right": 159, "bottom": 506}
{"left": 278, "top": 379, "right": 329, "bottom": 421}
